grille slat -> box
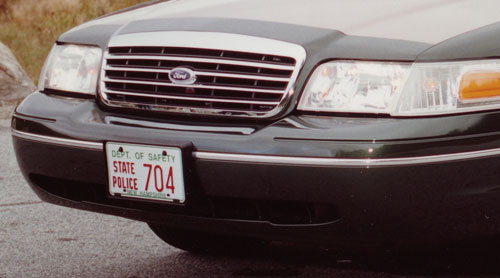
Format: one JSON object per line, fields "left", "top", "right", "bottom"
{"left": 106, "top": 55, "right": 296, "bottom": 71}
{"left": 100, "top": 33, "right": 306, "bottom": 118}
{"left": 109, "top": 46, "right": 297, "bottom": 66}
{"left": 104, "top": 67, "right": 291, "bottom": 82}
{"left": 105, "top": 89, "right": 280, "bottom": 105}
{"left": 103, "top": 78, "right": 286, "bottom": 94}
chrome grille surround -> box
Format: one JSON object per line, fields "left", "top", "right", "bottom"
{"left": 99, "top": 31, "right": 306, "bottom": 118}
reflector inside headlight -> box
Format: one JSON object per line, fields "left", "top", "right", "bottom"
{"left": 298, "top": 61, "right": 411, "bottom": 114}
{"left": 39, "top": 44, "right": 102, "bottom": 95}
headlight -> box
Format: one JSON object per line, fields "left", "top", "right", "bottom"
{"left": 39, "top": 44, "right": 102, "bottom": 95}
{"left": 298, "top": 61, "right": 411, "bottom": 114}
{"left": 299, "top": 60, "right": 500, "bottom": 116}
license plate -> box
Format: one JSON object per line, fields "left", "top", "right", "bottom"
{"left": 106, "top": 142, "right": 186, "bottom": 203}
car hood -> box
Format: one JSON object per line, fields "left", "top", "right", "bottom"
{"left": 59, "top": 0, "right": 500, "bottom": 62}
{"left": 77, "top": 0, "right": 500, "bottom": 45}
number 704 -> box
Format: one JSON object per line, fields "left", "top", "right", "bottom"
{"left": 143, "top": 163, "right": 175, "bottom": 194}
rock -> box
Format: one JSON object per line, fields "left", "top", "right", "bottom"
{"left": 0, "top": 42, "right": 35, "bottom": 103}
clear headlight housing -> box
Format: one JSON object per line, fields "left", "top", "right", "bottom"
{"left": 299, "top": 59, "right": 500, "bottom": 116}
{"left": 39, "top": 44, "right": 102, "bottom": 95}
{"left": 298, "top": 61, "right": 411, "bottom": 114}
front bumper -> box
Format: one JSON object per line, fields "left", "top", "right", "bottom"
{"left": 12, "top": 92, "right": 500, "bottom": 247}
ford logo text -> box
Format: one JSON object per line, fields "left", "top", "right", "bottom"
{"left": 169, "top": 68, "right": 197, "bottom": 85}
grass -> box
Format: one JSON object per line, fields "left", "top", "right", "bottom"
{"left": 0, "top": 0, "right": 150, "bottom": 83}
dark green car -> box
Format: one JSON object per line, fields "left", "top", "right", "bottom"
{"left": 12, "top": 0, "right": 500, "bottom": 252}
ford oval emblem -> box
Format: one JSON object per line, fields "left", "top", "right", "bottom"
{"left": 169, "top": 67, "right": 197, "bottom": 85}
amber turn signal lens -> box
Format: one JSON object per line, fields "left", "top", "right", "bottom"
{"left": 459, "top": 72, "right": 500, "bottom": 101}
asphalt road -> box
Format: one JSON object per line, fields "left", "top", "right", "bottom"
{"left": 3, "top": 117, "right": 500, "bottom": 278}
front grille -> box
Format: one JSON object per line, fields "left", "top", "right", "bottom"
{"left": 100, "top": 32, "right": 306, "bottom": 118}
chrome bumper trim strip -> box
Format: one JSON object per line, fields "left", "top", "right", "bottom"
{"left": 11, "top": 129, "right": 103, "bottom": 151}
{"left": 12, "top": 129, "right": 500, "bottom": 166}
{"left": 193, "top": 148, "right": 500, "bottom": 167}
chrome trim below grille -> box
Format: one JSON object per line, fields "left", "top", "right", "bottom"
{"left": 104, "top": 116, "right": 256, "bottom": 135}
{"left": 99, "top": 31, "right": 306, "bottom": 118}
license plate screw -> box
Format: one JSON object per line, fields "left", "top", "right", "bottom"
{"left": 163, "top": 151, "right": 168, "bottom": 156}
{"left": 118, "top": 147, "right": 124, "bottom": 153}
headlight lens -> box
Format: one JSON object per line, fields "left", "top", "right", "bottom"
{"left": 298, "top": 61, "right": 411, "bottom": 114}
{"left": 39, "top": 44, "right": 102, "bottom": 95}
{"left": 300, "top": 60, "right": 500, "bottom": 116}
